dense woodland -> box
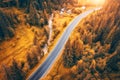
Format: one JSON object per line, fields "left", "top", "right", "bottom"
{"left": 0, "top": 0, "right": 120, "bottom": 80}
{"left": 0, "top": 0, "right": 74, "bottom": 80}
{"left": 61, "top": 0, "right": 120, "bottom": 80}
{"left": 0, "top": 0, "right": 70, "bottom": 41}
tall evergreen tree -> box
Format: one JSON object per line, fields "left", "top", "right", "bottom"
{"left": 10, "top": 59, "right": 25, "bottom": 80}
{"left": 3, "top": 65, "right": 13, "bottom": 80}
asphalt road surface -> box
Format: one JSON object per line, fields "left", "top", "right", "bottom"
{"left": 28, "top": 8, "right": 100, "bottom": 80}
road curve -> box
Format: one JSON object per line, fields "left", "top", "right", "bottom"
{"left": 28, "top": 8, "right": 99, "bottom": 80}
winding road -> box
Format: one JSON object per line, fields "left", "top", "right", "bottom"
{"left": 28, "top": 8, "right": 100, "bottom": 80}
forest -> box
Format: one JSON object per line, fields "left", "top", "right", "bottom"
{"left": 43, "top": 0, "right": 120, "bottom": 80}
{"left": 0, "top": 0, "right": 120, "bottom": 80}
{"left": 0, "top": 0, "right": 74, "bottom": 80}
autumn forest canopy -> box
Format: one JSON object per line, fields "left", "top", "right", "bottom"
{"left": 0, "top": 0, "right": 120, "bottom": 80}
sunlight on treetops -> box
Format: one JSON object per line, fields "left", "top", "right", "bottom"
{"left": 77, "top": 0, "right": 106, "bottom": 6}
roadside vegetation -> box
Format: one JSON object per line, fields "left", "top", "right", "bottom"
{"left": 0, "top": 0, "right": 77, "bottom": 80}
{"left": 43, "top": 0, "right": 120, "bottom": 80}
